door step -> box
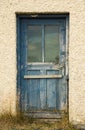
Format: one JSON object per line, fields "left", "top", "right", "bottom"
{"left": 24, "top": 111, "right": 64, "bottom": 119}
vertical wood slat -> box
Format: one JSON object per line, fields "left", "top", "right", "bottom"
{"left": 28, "top": 70, "right": 41, "bottom": 109}
{"left": 47, "top": 70, "right": 59, "bottom": 109}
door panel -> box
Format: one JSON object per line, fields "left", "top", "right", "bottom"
{"left": 28, "top": 71, "right": 41, "bottom": 110}
{"left": 18, "top": 17, "right": 67, "bottom": 118}
{"left": 46, "top": 70, "right": 59, "bottom": 110}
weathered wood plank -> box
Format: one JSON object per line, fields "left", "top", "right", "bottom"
{"left": 24, "top": 112, "right": 62, "bottom": 119}
{"left": 24, "top": 74, "right": 62, "bottom": 79}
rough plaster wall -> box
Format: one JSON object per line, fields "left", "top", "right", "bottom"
{"left": 0, "top": 0, "right": 85, "bottom": 124}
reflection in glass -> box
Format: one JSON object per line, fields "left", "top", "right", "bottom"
{"left": 45, "top": 26, "right": 59, "bottom": 63}
{"left": 27, "top": 26, "right": 42, "bottom": 62}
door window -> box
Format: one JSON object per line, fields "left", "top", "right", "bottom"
{"left": 27, "top": 26, "right": 42, "bottom": 62}
{"left": 27, "top": 25, "right": 59, "bottom": 63}
{"left": 45, "top": 25, "right": 59, "bottom": 63}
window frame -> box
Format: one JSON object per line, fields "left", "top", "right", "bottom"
{"left": 17, "top": 14, "right": 69, "bottom": 66}
{"left": 27, "top": 24, "right": 60, "bottom": 63}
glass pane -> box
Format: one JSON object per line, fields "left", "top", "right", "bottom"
{"left": 27, "top": 26, "right": 42, "bottom": 62}
{"left": 45, "top": 26, "right": 59, "bottom": 63}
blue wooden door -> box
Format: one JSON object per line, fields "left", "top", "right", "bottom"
{"left": 18, "top": 16, "right": 67, "bottom": 118}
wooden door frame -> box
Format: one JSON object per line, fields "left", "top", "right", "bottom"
{"left": 16, "top": 14, "right": 69, "bottom": 116}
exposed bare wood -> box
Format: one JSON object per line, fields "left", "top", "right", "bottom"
{"left": 24, "top": 74, "right": 62, "bottom": 79}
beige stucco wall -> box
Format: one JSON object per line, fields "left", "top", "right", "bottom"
{"left": 0, "top": 0, "right": 85, "bottom": 124}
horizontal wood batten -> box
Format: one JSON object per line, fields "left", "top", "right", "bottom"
{"left": 24, "top": 75, "right": 62, "bottom": 79}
